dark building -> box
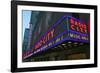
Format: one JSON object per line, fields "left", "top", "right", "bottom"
{"left": 22, "top": 28, "right": 30, "bottom": 53}
{"left": 23, "top": 11, "right": 90, "bottom": 62}
{"left": 27, "top": 11, "right": 39, "bottom": 51}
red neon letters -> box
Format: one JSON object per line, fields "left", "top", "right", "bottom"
{"left": 35, "top": 29, "right": 55, "bottom": 49}
{"left": 70, "top": 18, "right": 87, "bottom": 33}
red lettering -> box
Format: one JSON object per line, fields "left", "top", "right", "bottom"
{"left": 76, "top": 27, "right": 79, "bottom": 32}
{"left": 83, "top": 24, "right": 87, "bottom": 33}
{"left": 75, "top": 21, "right": 78, "bottom": 26}
{"left": 79, "top": 24, "right": 83, "bottom": 33}
{"left": 47, "top": 32, "right": 51, "bottom": 41}
{"left": 51, "top": 29, "right": 54, "bottom": 38}
{"left": 70, "top": 18, "right": 74, "bottom": 24}
{"left": 71, "top": 25, "right": 75, "bottom": 30}
{"left": 35, "top": 29, "right": 55, "bottom": 50}
{"left": 70, "top": 18, "right": 87, "bottom": 34}
{"left": 42, "top": 37, "right": 46, "bottom": 44}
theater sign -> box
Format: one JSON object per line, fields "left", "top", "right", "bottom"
{"left": 23, "top": 15, "right": 89, "bottom": 59}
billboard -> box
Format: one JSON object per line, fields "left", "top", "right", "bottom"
{"left": 23, "top": 15, "right": 89, "bottom": 59}
{"left": 33, "top": 15, "right": 89, "bottom": 54}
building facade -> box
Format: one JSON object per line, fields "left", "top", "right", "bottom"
{"left": 23, "top": 11, "right": 90, "bottom": 62}
{"left": 22, "top": 28, "right": 30, "bottom": 53}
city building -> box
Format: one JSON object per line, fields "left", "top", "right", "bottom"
{"left": 22, "top": 28, "right": 30, "bottom": 53}
{"left": 23, "top": 11, "right": 90, "bottom": 62}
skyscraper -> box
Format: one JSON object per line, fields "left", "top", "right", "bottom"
{"left": 22, "top": 28, "right": 30, "bottom": 52}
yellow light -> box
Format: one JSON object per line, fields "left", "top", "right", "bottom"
{"left": 74, "top": 42, "right": 78, "bottom": 44}
{"left": 62, "top": 44, "right": 66, "bottom": 46}
{"left": 55, "top": 47, "right": 57, "bottom": 48}
{"left": 68, "top": 41, "right": 71, "bottom": 44}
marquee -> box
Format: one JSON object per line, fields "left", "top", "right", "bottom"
{"left": 23, "top": 15, "right": 89, "bottom": 59}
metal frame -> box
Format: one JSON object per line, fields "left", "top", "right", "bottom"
{"left": 11, "top": 1, "right": 97, "bottom": 72}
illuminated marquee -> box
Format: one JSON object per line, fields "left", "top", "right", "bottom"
{"left": 23, "top": 15, "right": 89, "bottom": 59}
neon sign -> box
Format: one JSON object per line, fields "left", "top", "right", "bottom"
{"left": 33, "top": 16, "right": 88, "bottom": 53}
{"left": 35, "top": 29, "right": 55, "bottom": 50}
{"left": 70, "top": 18, "right": 87, "bottom": 34}
{"left": 23, "top": 15, "right": 89, "bottom": 59}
